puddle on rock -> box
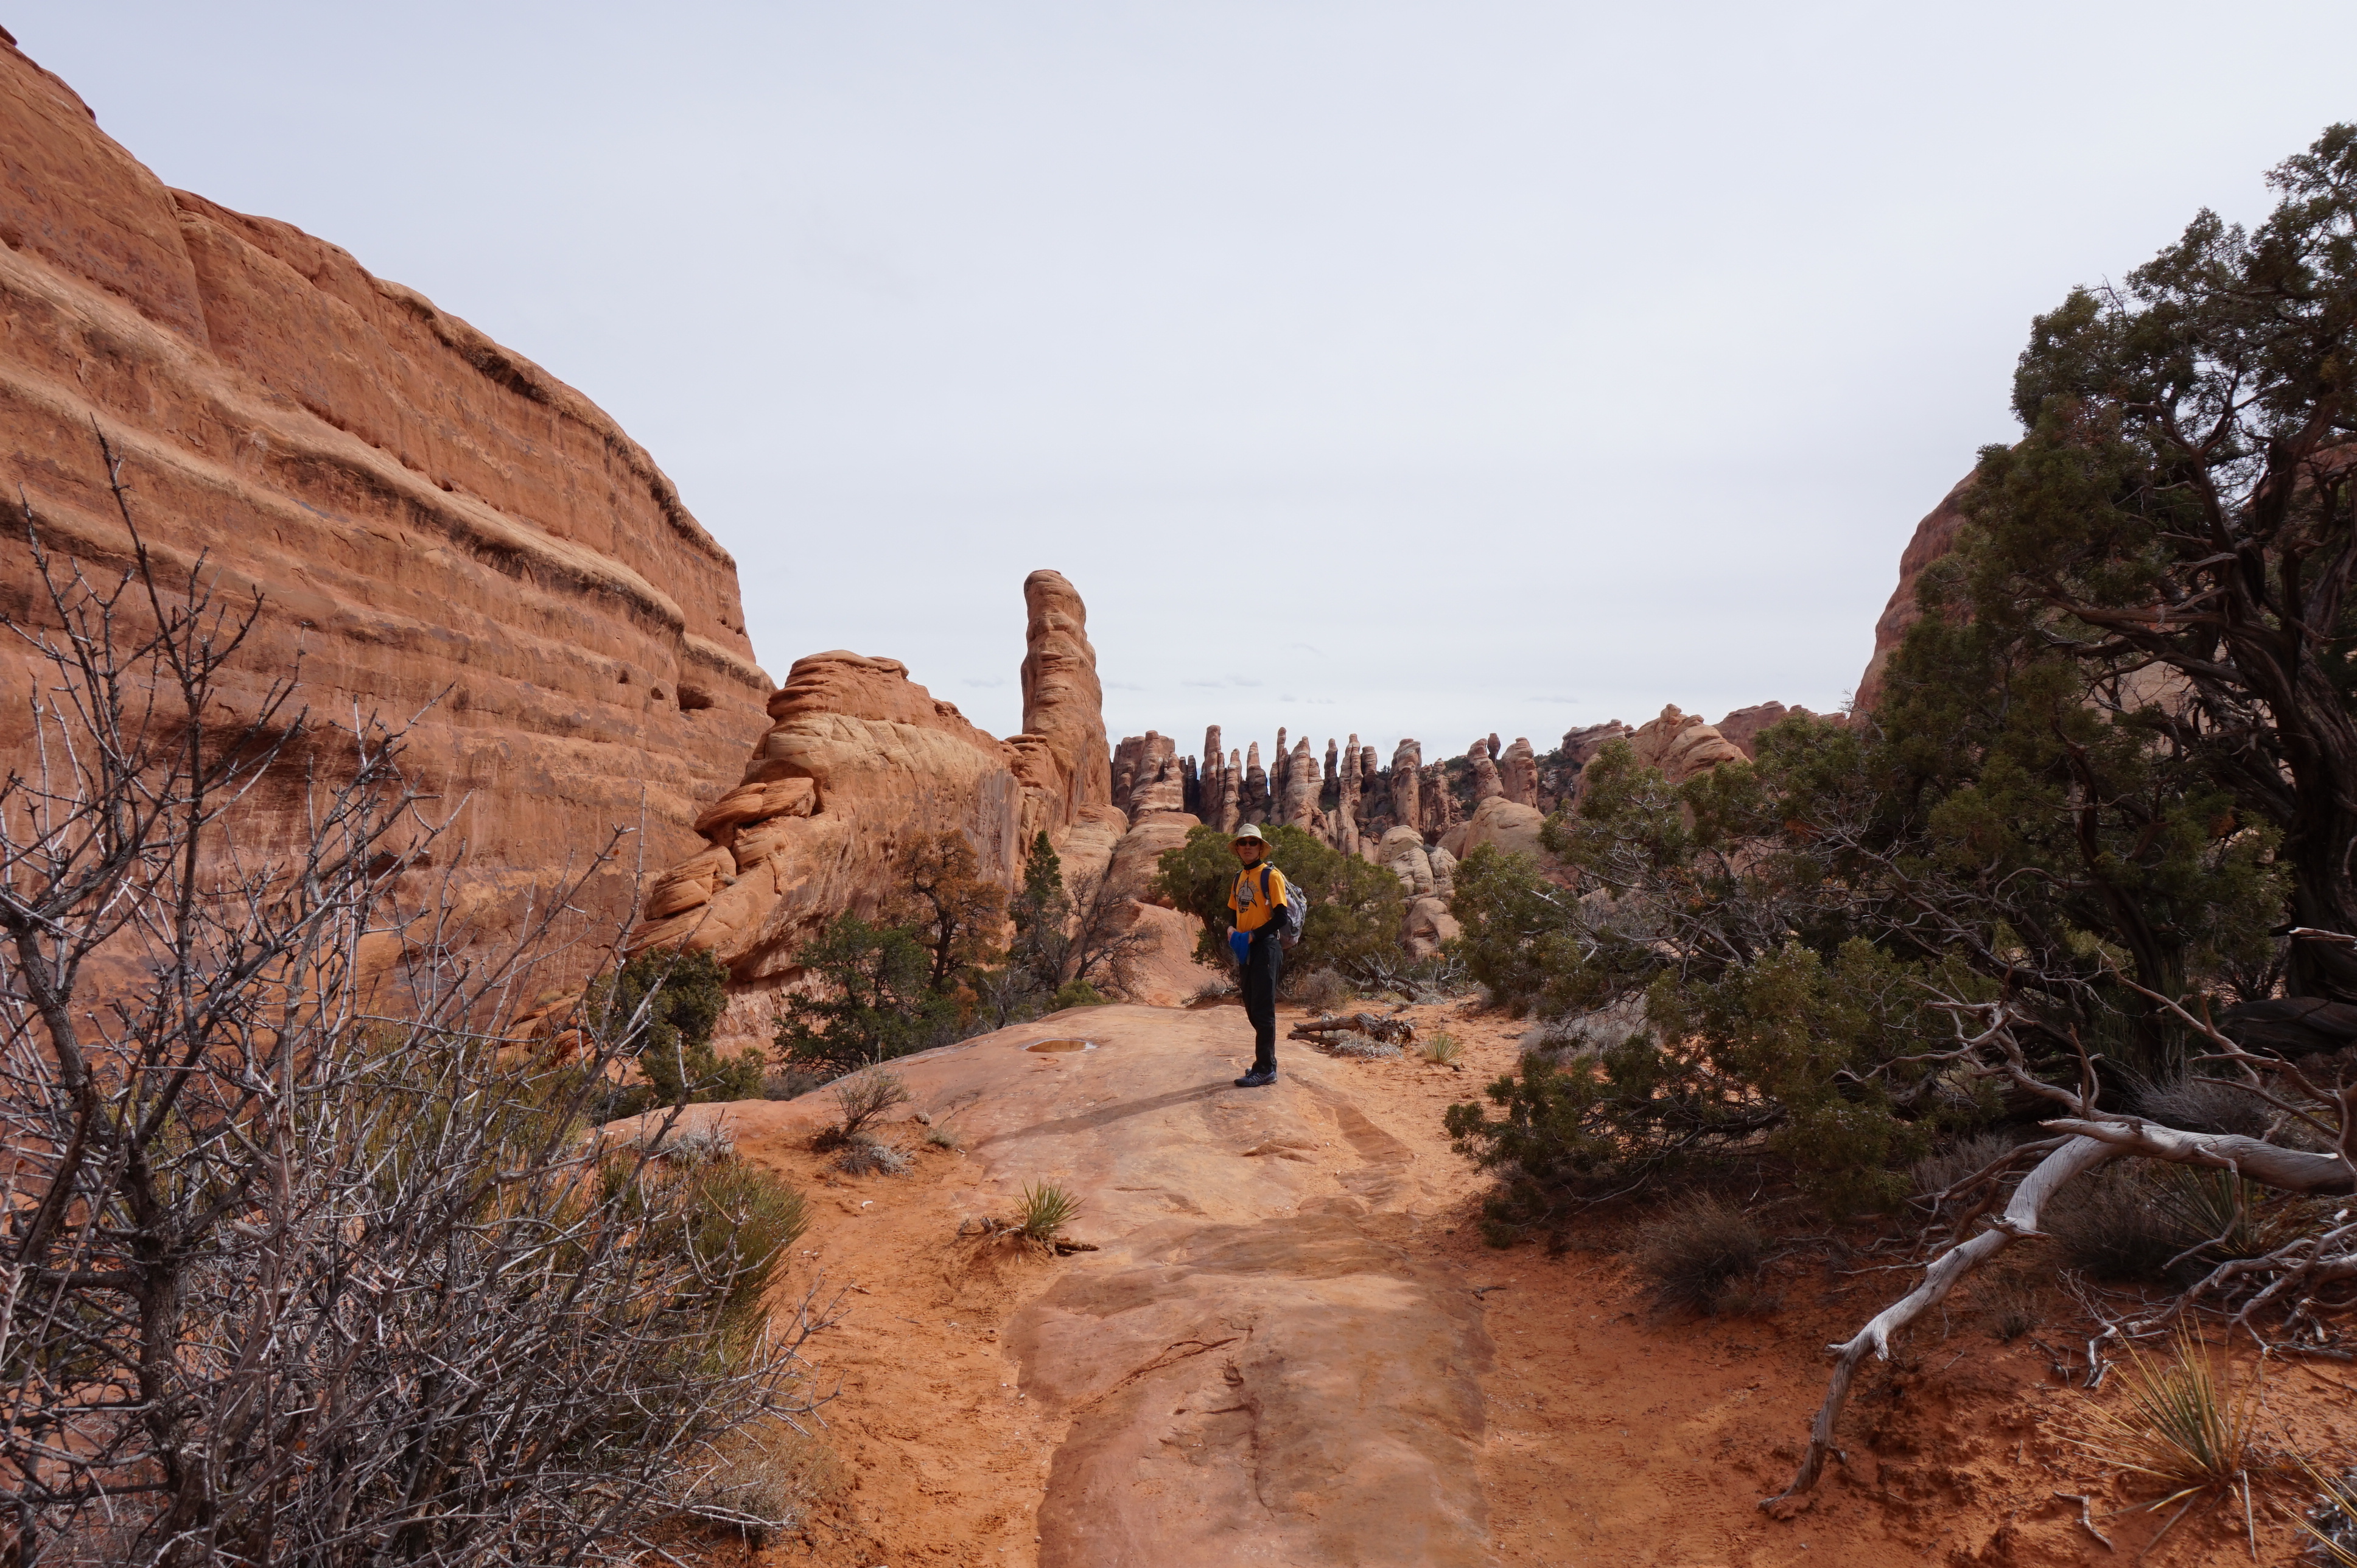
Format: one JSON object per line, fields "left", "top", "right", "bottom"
{"left": 1026, "top": 1038, "right": 1097, "bottom": 1053}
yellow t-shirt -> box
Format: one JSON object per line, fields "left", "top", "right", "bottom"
{"left": 1228, "top": 863, "right": 1291, "bottom": 933}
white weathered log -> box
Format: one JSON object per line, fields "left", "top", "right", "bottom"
{"left": 2041, "top": 1116, "right": 2355, "bottom": 1194}
{"left": 1763, "top": 1135, "right": 2120, "bottom": 1507}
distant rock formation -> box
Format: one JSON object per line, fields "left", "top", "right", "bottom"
{"left": 1855, "top": 472, "right": 1975, "bottom": 714}
{"left": 0, "top": 37, "right": 771, "bottom": 940}
{"left": 632, "top": 572, "right": 1129, "bottom": 1037}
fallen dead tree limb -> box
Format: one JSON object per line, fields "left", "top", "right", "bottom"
{"left": 1768, "top": 1108, "right": 2357, "bottom": 1508}
{"left": 1763, "top": 1135, "right": 2121, "bottom": 1508}
{"left": 1289, "top": 1012, "right": 1417, "bottom": 1046}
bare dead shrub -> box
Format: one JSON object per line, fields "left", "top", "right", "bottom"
{"left": 813, "top": 1066, "right": 910, "bottom": 1150}
{"left": 1286, "top": 967, "right": 1355, "bottom": 1010}
{"left": 1634, "top": 1195, "right": 1769, "bottom": 1316}
{"left": 0, "top": 447, "right": 835, "bottom": 1567}
{"left": 2047, "top": 1163, "right": 2185, "bottom": 1281}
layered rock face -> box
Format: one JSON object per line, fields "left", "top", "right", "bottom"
{"left": 0, "top": 39, "right": 769, "bottom": 934}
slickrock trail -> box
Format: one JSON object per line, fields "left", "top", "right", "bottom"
{"left": 672, "top": 1004, "right": 2341, "bottom": 1568}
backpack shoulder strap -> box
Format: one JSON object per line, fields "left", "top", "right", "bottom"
{"left": 1259, "top": 864, "right": 1274, "bottom": 903}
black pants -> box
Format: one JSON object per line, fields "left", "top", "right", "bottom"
{"left": 1243, "top": 931, "right": 1283, "bottom": 1075}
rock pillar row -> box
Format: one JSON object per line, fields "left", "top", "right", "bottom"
{"left": 1219, "top": 750, "right": 1242, "bottom": 832}
{"left": 1334, "top": 733, "right": 1363, "bottom": 856}
{"left": 1196, "top": 725, "right": 1224, "bottom": 822}
{"left": 1242, "top": 743, "right": 1269, "bottom": 825}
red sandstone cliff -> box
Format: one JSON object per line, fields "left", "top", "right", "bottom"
{"left": 0, "top": 38, "right": 769, "bottom": 931}
{"left": 1853, "top": 472, "right": 1974, "bottom": 714}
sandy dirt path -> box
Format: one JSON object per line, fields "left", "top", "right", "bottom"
{"left": 659, "top": 1000, "right": 2348, "bottom": 1568}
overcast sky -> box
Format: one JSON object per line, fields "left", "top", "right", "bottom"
{"left": 18, "top": 3, "right": 2357, "bottom": 765}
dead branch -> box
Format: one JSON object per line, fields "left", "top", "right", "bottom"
{"left": 1762, "top": 1135, "right": 2120, "bottom": 1508}
{"left": 1289, "top": 1010, "right": 1417, "bottom": 1046}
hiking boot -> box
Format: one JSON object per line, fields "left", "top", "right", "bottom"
{"left": 1233, "top": 1068, "right": 1277, "bottom": 1088}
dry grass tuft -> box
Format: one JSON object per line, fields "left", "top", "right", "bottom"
{"left": 1972, "top": 1268, "right": 2040, "bottom": 1343}
{"left": 686, "top": 1419, "right": 844, "bottom": 1543}
{"left": 1420, "top": 1031, "right": 1463, "bottom": 1066}
{"left": 832, "top": 1136, "right": 911, "bottom": 1177}
{"left": 1634, "top": 1194, "right": 1770, "bottom": 1316}
{"left": 2297, "top": 1456, "right": 2357, "bottom": 1567}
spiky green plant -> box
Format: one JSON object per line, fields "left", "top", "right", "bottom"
{"left": 2074, "top": 1331, "right": 2274, "bottom": 1510}
{"left": 1420, "top": 1031, "right": 1462, "bottom": 1066}
{"left": 1017, "top": 1181, "right": 1082, "bottom": 1244}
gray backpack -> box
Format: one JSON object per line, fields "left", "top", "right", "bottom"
{"left": 1259, "top": 865, "right": 1309, "bottom": 948}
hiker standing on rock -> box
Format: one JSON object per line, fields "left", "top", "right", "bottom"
{"left": 1226, "top": 825, "right": 1294, "bottom": 1088}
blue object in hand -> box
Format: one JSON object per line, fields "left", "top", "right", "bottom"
{"left": 1228, "top": 928, "right": 1252, "bottom": 965}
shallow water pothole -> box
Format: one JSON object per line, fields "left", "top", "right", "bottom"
{"left": 1026, "top": 1038, "right": 1097, "bottom": 1053}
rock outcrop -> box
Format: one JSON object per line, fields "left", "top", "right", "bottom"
{"left": 1627, "top": 705, "right": 1747, "bottom": 784}
{"left": 630, "top": 572, "right": 1114, "bottom": 1037}
{"left": 0, "top": 38, "right": 769, "bottom": 936}
{"left": 1855, "top": 472, "right": 1974, "bottom": 713}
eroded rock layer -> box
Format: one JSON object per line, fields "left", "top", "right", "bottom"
{"left": 0, "top": 39, "right": 769, "bottom": 933}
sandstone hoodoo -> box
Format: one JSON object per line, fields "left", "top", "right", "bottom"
{"left": 0, "top": 37, "right": 769, "bottom": 934}
{"left": 631, "top": 570, "right": 1155, "bottom": 1037}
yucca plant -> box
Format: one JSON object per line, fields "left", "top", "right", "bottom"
{"left": 1420, "top": 1032, "right": 1463, "bottom": 1066}
{"left": 2296, "top": 1456, "right": 2357, "bottom": 1567}
{"left": 1017, "top": 1181, "right": 1082, "bottom": 1244}
{"left": 2152, "top": 1167, "right": 2313, "bottom": 1265}
{"left": 2075, "top": 1331, "right": 2275, "bottom": 1512}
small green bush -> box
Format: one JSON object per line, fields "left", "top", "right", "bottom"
{"left": 592, "top": 947, "right": 764, "bottom": 1113}
{"left": 773, "top": 915, "right": 957, "bottom": 1071}
{"left": 1154, "top": 823, "right": 1407, "bottom": 977}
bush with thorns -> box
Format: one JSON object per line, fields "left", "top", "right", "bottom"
{"left": 0, "top": 438, "right": 834, "bottom": 1567}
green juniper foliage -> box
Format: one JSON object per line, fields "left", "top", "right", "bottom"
{"left": 596, "top": 947, "right": 764, "bottom": 1110}
{"left": 1443, "top": 127, "right": 2357, "bottom": 1237}
{"left": 772, "top": 915, "right": 956, "bottom": 1071}
{"left": 1154, "top": 822, "right": 1406, "bottom": 977}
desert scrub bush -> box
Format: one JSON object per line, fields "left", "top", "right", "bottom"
{"left": 2073, "top": 1331, "right": 2277, "bottom": 1513}
{"left": 1420, "top": 1031, "right": 1463, "bottom": 1066}
{"left": 812, "top": 1067, "right": 911, "bottom": 1151}
{"left": 764, "top": 1066, "right": 832, "bottom": 1101}
{"left": 1017, "top": 1181, "right": 1082, "bottom": 1244}
{"left": 650, "top": 1119, "right": 737, "bottom": 1168}
{"left": 0, "top": 453, "right": 834, "bottom": 1567}
{"left": 592, "top": 945, "right": 766, "bottom": 1116}
{"left": 773, "top": 915, "right": 958, "bottom": 1071}
{"left": 2045, "top": 1163, "right": 2185, "bottom": 1281}
{"left": 1908, "top": 1131, "right": 2019, "bottom": 1207}
{"left": 1156, "top": 821, "right": 1409, "bottom": 976}
{"left": 1634, "top": 1195, "right": 1769, "bottom": 1316}
{"left": 1287, "top": 967, "right": 1355, "bottom": 1010}
{"left": 2134, "top": 1074, "right": 2273, "bottom": 1139}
